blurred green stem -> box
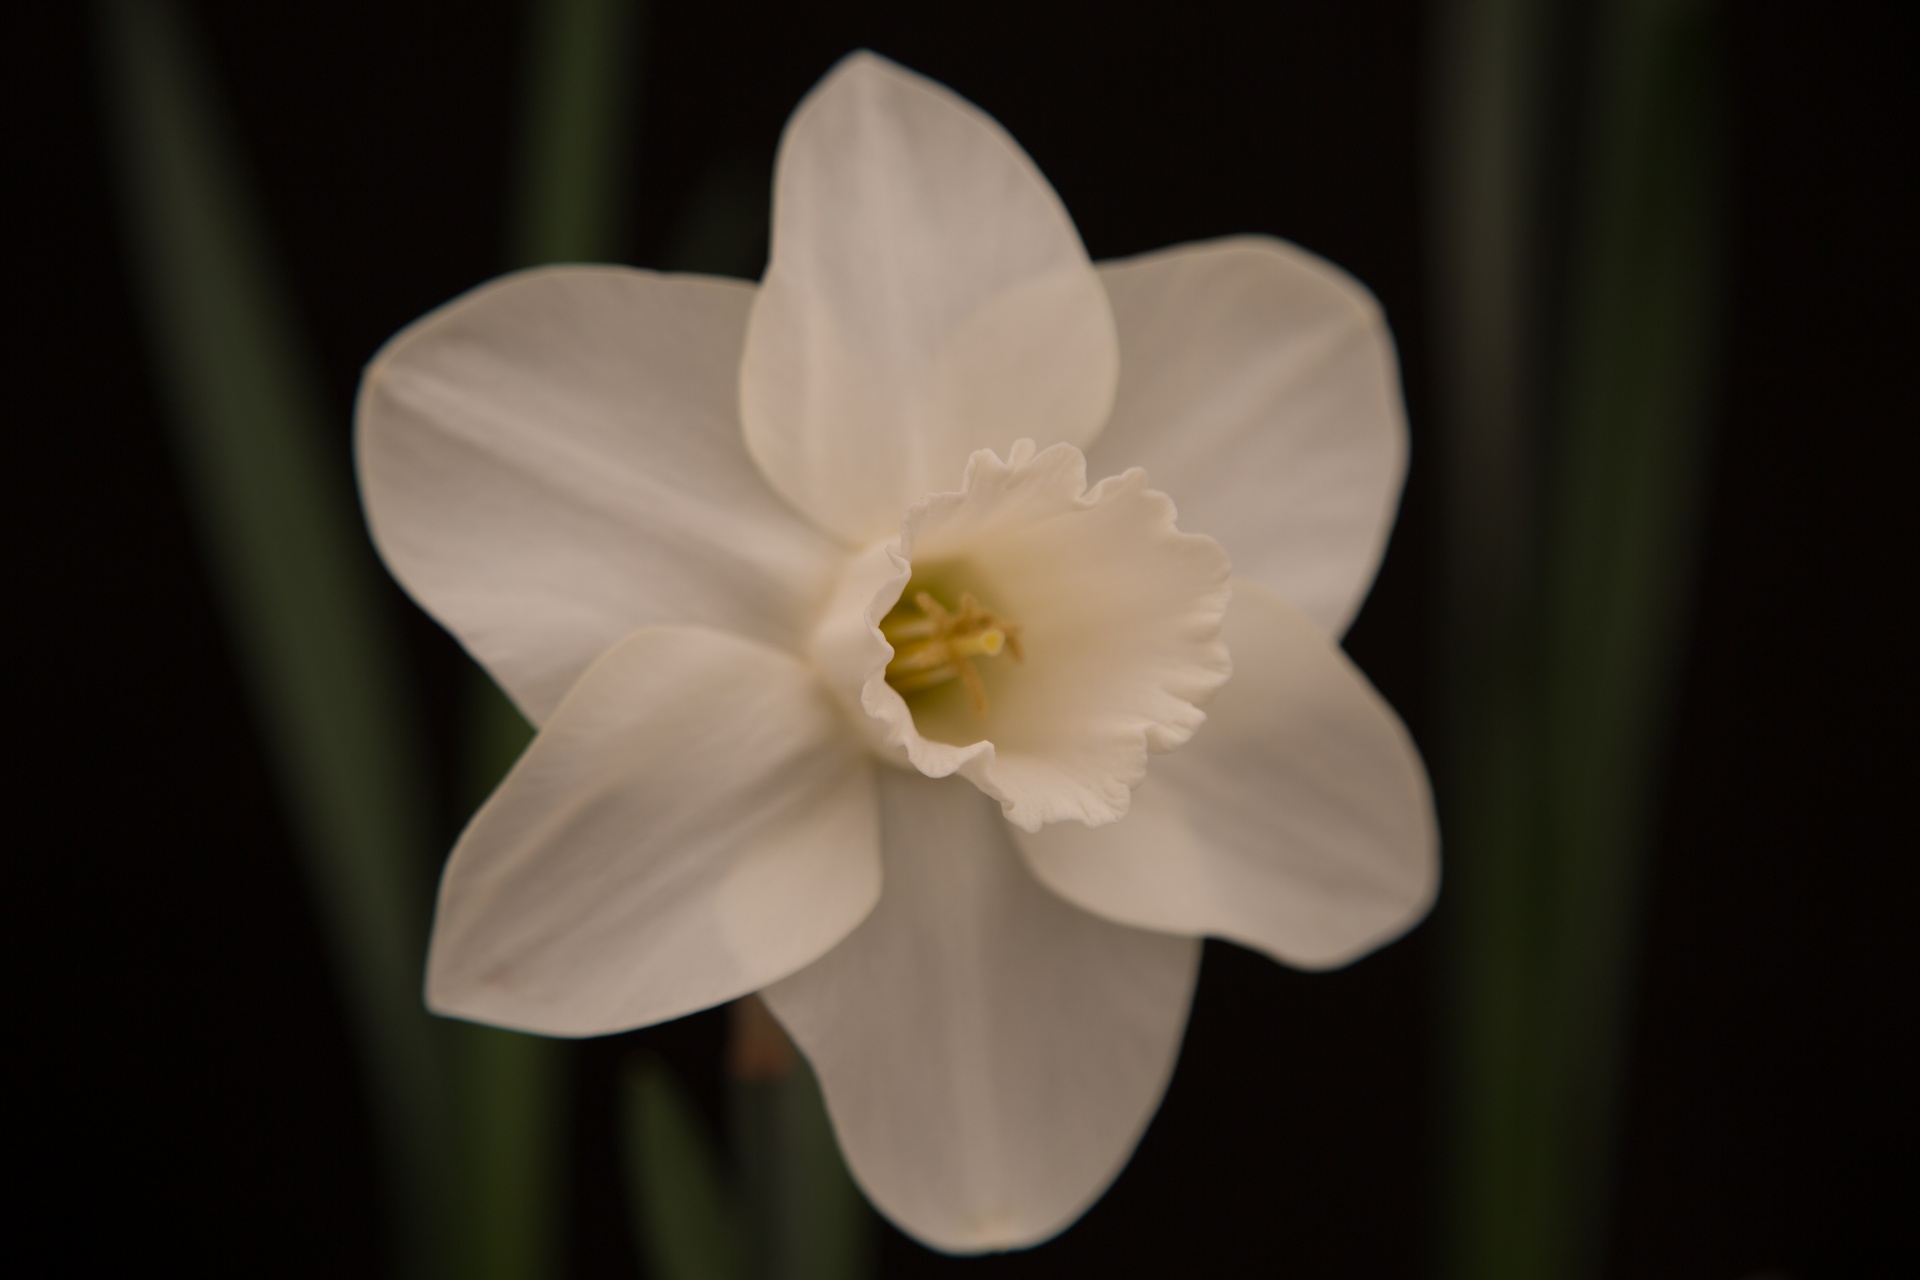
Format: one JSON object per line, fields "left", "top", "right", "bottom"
{"left": 513, "top": 0, "right": 645, "bottom": 268}
{"left": 1431, "top": 0, "right": 1560, "bottom": 1268}
{"left": 453, "top": 2, "right": 653, "bottom": 1275}
{"left": 453, "top": 678, "right": 560, "bottom": 1279}
{"left": 1433, "top": 0, "right": 1724, "bottom": 1275}
{"left": 619, "top": 1000, "right": 871, "bottom": 1280}
{"left": 728, "top": 999, "right": 872, "bottom": 1280}
{"left": 454, "top": 1017, "right": 567, "bottom": 1280}
{"left": 624, "top": 1053, "right": 745, "bottom": 1280}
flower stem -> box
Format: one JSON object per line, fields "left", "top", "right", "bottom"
{"left": 454, "top": 1021, "right": 567, "bottom": 1280}
{"left": 472, "top": 1, "right": 649, "bottom": 1270}
{"left": 623, "top": 1052, "right": 745, "bottom": 1280}
{"left": 511, "top": 0, "right": 646, "bottom": 269}
{"left": 458, "top": 683, "right": 563, "bottom": 1280}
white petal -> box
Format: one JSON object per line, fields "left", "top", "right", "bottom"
{"left": 1016, "top": 580, "right": 1436, "bottom": 970}
{"left": 740, "top": 52, "right": 1119, "bottom": 544}
{"left": 357, "top": 267, "right": 846, "bottom": 725}
{"left": 807, "top": 441, "right": 1232, "bottom": 832}
{"left": 1086, "top": 237, "right": 1409, "bottom": 637}
{"left": 425, "top": 626, "right": 880, "bottom": 1037}
{"left": 763, "top": 769, "right": 1198, "bottom": 1253}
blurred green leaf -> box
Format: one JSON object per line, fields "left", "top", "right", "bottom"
{"left": 1432, "top": 0, "right": 1724, "bottom": 1276}
{"left": 94, "top": 1, "right": 454, "bottom": 1275}
{"left": 1532, "top": 0, "right": 1725, "bottom": 1267}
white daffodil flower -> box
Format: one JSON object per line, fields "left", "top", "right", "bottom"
{"left": 356, "top": 52, "right": 1437, "bottom": 1253}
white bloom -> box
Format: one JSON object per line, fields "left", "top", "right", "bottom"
{"left": 356, "top": 53, "right": 1436, "bottom": 1253}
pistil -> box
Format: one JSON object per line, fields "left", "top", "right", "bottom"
{"left": 881, "top": 589, "right": 1024, "bottom": 716}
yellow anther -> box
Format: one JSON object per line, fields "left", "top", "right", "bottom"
{"left": 881, "top": 586, "right": 1023, "bottom": 717}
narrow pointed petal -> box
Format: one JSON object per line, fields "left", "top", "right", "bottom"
{"left": 358, "top": 267, "right": 845, "bottom": 725}
{"left": 1086, "top": 237, "right": 1409, "bottom": 637}
{"left": 427, "top": 626, "right": 880, "bottom": 1037}
{"left": 741, "top": 52, "right": 1119, "bottom": 543}
{"left": 763, "top": 769, "right": 1198, "bottom": 1253}
{"left": 1017, "top": 581, "right": 1437, "bottom": 970}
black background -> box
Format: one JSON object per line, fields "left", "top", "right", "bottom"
{"left": 15, "top": 2, "right": 1912, "bottom": 1276}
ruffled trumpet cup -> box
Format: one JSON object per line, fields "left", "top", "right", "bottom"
{"left": 357, "top": 51, "right": 1437, "bottom": 1253}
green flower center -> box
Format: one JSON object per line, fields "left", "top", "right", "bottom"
{"left": 880, "top": 571, "right": 1024, "bottom": 717}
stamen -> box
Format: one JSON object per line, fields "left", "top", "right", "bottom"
{"left": 881, "top": 586, "right": 1024, "bottom": 716}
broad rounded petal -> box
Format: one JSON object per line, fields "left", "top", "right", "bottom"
{"left": 1085, "top": 236, "right": 1408, "bottom": 637}
{"left": 763, "top": 769, "right": 1198, "bottom": 1252}
{"left": 358, "top": 267, "right": 846, "bottom": 725}
{"left": 1016, "top": 581, "right": 1436, "bottom": 970}
{"left": 741, "top": 52, "right": 1119, "bottom": 544}
{"left": 426, "top": 626, "right": 880, "bottom": 1037}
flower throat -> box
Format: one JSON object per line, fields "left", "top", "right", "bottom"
{"left": 880, "top": 573, "right": 1023, "bottom": 717}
